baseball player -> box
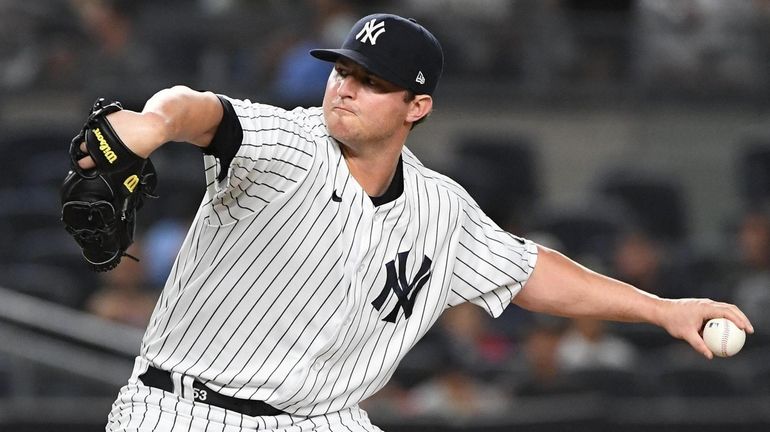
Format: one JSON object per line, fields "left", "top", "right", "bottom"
{"left": 64, "top": 13, "right": 753, "bottom": 432}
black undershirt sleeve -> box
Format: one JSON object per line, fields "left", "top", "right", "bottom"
{"left": 203, "top": 95, "right": 243, "bottom": 182}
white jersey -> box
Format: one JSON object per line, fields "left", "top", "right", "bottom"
{"left": 138, "top": 96, "right": 538, "bottom": 417}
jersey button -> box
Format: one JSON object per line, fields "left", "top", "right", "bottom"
{"left": 312, "top": 361, "right": 323, "bottom": 371}
{"left": 357, "top": 264, "right": 365, "bottom": 273}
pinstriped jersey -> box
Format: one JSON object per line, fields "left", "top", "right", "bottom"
{"left": 139, "top": 96, "right": 539, "bottom": 417}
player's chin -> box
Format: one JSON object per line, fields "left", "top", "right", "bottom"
{"left": 327, "top": 120, "right": 357, "bottom": 143}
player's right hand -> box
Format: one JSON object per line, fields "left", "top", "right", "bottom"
{"left": 656, "top": 298, "right": 753, "bottom": 359}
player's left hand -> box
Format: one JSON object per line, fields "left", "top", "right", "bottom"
{"left": 61, "top": 98, "right": 158, "bottom": 271}
{"left": 656, "top": 298, "right": 754, "bottom": 359}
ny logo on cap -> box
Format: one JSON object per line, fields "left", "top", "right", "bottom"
{"left": 356, "top": 18, "right": 386, "bottom": 45}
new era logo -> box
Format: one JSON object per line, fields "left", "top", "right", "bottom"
{"left": 415, "top": 71, "right": 425, "bottom": 85}
{"left": 356, "top": 18, "right": 386, "bottom": 45}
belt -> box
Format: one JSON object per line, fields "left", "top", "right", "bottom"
{"left": 138, "top": 366, "right": 286, "bottom": 417}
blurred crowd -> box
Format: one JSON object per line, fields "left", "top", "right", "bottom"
{"left": 2, "top": 0, "right": 770, "bottom": 422}
{"left": 2, "top": 0, "right": 770, "bottom": 106}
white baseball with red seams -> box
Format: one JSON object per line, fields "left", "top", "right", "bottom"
{"left": 702, "top": 318, "right": 746, "bottom": 357}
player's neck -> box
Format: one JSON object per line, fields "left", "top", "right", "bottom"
{"left": 341, "top": 143, "right": 402, "bottom": 197}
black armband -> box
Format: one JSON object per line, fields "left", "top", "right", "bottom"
{"left": 204, "top": 95, "right": 243, "bottom": 182}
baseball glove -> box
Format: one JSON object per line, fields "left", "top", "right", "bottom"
{"left": 61, "top": 98, "right": 157, "bottom": 272}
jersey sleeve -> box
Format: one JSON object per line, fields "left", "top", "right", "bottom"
{"left": 447, "top": 201, "right": 539, "bottom": 318}
{"left": 202, "top": 96, "right": 319, "bottom": 224}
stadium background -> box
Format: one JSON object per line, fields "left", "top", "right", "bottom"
{"left": 1, "top": 0, "right": 770, "bottom": 430}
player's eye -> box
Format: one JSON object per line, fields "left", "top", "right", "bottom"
{"left": 363, "top": 75, "right": 385, "bottom": 90}
{"left": 335, "top": 66, "right": 349, "bottom": 77}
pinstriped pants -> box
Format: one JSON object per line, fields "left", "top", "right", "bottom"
{"left": 105, "top": 357, "right": 383, "bottom": 432}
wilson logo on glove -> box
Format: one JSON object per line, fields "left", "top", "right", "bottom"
{"left": 92, "top": 127, "right": 118, "bottom": 163}
{"left": 124, "top": 175, "right": 139, "bottom": 193}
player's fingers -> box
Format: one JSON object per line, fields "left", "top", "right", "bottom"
{"left": 75, "top": 141, "right": 96, "bottom": 169}
{"left": 683, "top": 329, "right": 714, "bottom": 360}
{"left": 78, "top": 155, "right": 96, "bottom": 170}
{"left": 724, "top": 304, "right": 753, "bottom": 334}
{"left": 711, "top": 302, "right": 754, "bottom": 334}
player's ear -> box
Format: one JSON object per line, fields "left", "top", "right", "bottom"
{"left": 406, "top": 94, "right": 433, "bottom": 124}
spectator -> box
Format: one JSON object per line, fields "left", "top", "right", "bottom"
{"left": 398, "top": 0, "right": 520, "bottom": 78}
{"left": 635, "top": 0, "right": 764, "bottom": 95}
{"left": 71, "top": 0, "right": 162, "bottom": 104}
{"left": 143, "top": 218, "right": 189, "bottom": 289}
{"left": 561, "top": 0, "right": 634, "bottom": 84}
{"left": 437, "top": 302, "right": 512, "bottom": 367}
{"left": 557, "top": 317, "right": 638, "bottom": 371}
{"left": 85, "top": 242, "right": 158, "bottom": 328}
{"left": 730, "top": 209, "right": 770, "bottom": 332}
{"left": 0, "top": 2, "right": 82, "bottom": 92}
{"left": 513, "top": 316, "right": 581, "bottom": 397}
{"left": 266, "top": 0, "right": 358, "bottom": 107}
{"left": 364, "top": 303, "right": 513, "bottom": 420}
{"left": 611, "top": 229, "right": 693, "bottom": 299}
{"left": 406, "top": 304, "right": 510, "bottom": 419}
{"left": 406, "top": 350, "right": 510, "bottom": 419}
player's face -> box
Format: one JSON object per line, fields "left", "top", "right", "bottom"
{"left": 323, "top": 59, "right": 413, "bottom": 148}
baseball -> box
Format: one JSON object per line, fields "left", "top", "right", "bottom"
{"left": 702, "top": 318, "right": 746, "bottom": 357}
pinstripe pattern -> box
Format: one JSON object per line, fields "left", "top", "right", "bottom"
{"left": 126, "top": 96, "right": 537, "bottom": 428}
{"left": 107, "top": 357, "right": 382, "bottom": 431}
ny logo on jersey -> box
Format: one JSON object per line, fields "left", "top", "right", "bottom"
{"left": 356, "top": 18, "right": 386, "bottom": 45}
{"left": 371, "top": 251, "right": 432, "bottom": 323}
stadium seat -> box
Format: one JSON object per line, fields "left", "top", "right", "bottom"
{"left": 657, "top": 364, "right": 746, "bottom": 397}
{"left": 566, "top": 366, "right": 658, "bottom": 397}
{"left": 450, "top": 133, "right": 539, "bottom": 227}
{"left": 593, "top": 168, "right": 688, "bottom": 242}
{"left": 0, "top": 263, "right": 85, "bottom": 308}
{"left": 738, "top": 138, "right": 770, "bottom": 206}
{"left": 527, "top": 202, "right": 625, "bottom": 261}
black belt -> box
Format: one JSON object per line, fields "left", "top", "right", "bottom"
{"left": 138, "top": 366, "right": 286, "bottom": 417}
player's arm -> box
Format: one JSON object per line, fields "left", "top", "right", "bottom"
{"left": 77, "top": 85, "right": 223, "bottom": 169}
{"left": 512, "top": 245, "right": 754, "bottom": 359}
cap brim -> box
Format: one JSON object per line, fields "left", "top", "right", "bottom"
{"left": 309, "top": 48, "right": 348, "bottom": 63}
{"left": 309, "top": 48, "right": 411, "bottom": 92}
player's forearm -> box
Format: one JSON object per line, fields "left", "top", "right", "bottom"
{"left": 513, "top": 245, "right": 665, "bottom": 325}
{"left": 141, "top": 85, "right": 223, "bottom": 150}
{"left": 77, "top": 86, "right": 223, "bottom": 168}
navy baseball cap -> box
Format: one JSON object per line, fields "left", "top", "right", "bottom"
{"left": 310, "top": 13, "right": 444, "bottom": 95}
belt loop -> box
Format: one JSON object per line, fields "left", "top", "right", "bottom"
{"left": 170, "top": 371, "right": 184, "bottom": 398}
{"left": 130, "top": 357, "right": 151, "bottom": 385}
{"left": 181, "top": 375, "right": 195, "bottom": 400}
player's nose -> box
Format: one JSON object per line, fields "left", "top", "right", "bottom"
{"left": 336, "top": 75, "right": 358, "bottom": 99}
